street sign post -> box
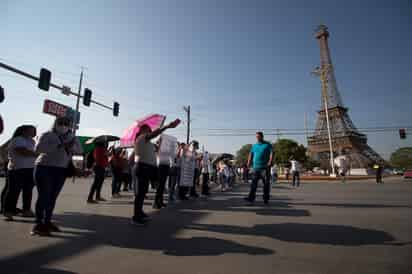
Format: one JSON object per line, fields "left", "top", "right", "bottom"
{"left": 43, "top": 99, "right": 80, "bottom": 124}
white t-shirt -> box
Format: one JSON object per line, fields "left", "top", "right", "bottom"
{"left": 8, "top": 136, "right": 36, "bottom": 170}
{"left": 290, "top": 160, "right": 299, "bottom": 172}
{"left": 134, "top": 135, "right": 156, "bottom": 166}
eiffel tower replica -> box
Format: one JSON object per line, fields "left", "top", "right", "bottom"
{"left": 308, "top": 25, "right": 384, "bottom": 169}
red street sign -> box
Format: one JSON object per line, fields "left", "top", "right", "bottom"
{"left": 43, "top": 99, "right": 69, "bottom": 117}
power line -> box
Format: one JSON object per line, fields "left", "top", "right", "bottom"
{"left": 189, "top": 126, "right": 412, "bottom": 132}
{"left": 193, "top": 128, "right": 412, "bottom": 137}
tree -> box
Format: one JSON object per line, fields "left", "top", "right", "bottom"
{"left": 304, "top": 158, "right": 321, "bottom": 170}
{"left": 236, "top": 139, "right": 311, "bottom": 169}
{"left": 390, "top": 147, "right": 412, "bottom": 169}
{"left": 235, "top": 144, "right": 252, "bottom": 166}
{"left": 273, "top": 139, "right": 307, "bottom": 166}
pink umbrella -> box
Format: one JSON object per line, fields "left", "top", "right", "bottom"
{"left": 120, "top": 114, "right": 166, "bottom": 147}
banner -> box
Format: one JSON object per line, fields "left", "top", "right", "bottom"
{"left": 179, "top": 149, "right": 195, "bottom": 187}
{"left": 159, "top": 134, "right": 178, "bottom": 158}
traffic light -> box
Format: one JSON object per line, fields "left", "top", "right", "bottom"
{"left": 0, "top": 85, "right": 4, "bottom": 103}
{"left": 399, "top": 128, "right": 406, "bottom": 139}
{"left": 83, "top": 88, "right": 92, "bottom": 106}
{"left": 38, "top": 68, "right": 51, "bottom": 91}
{"left": 113, "top": 102, "right": 119, "bottom": 117}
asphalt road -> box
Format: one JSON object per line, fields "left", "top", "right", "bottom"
{"left": 0, "top": 177, "right": 411, "bottom": 274}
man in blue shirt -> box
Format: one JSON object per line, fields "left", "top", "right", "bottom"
{"left": 245, "top": 132, "right": 273, "bottom": 204}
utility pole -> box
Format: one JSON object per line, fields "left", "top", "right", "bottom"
{"left": 73, "top": 68, "right": 83, "bottom": 134}
{"left": 304, "top": 112, "right": 308, "bottom": 143}
{"left": 312, "top": 64, "right": 336, "bottom": 177}
{"left": 183, "top": 105, "right": 191, "bottom": 144}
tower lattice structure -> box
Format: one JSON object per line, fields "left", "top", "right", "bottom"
{"left": 308, "top": 25, "right": 384, "bottom": 169}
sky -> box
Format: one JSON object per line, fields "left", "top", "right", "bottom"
{"left": 0, "top": 0, "right": 411, "bottom": 158}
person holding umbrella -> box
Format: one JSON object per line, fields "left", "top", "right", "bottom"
{"left": 132, "top": 118, "right": 180, "bottom": 226}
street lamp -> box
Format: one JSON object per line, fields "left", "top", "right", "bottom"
{"left": 312, "top": 64, "right": 336, "bottom": 177}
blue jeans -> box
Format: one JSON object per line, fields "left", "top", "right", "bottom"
{"left": 271, "top": 173, "right": 277, "bottom": 184}
{"left": 34, "top": 166, "right": 66, "bottom": 224}
{"left": 248, "top": 168, "right": 270, "bottom": 202}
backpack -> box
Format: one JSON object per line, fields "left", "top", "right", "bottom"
{"left": 86, "top": 152, "right": 95, "bottom": 169}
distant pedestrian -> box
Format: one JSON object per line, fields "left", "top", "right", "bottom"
{"left": 177, "top": 143, "right": 190, "bottom": 200}
{"left": 129, "top": 151, "right": 136, "bottom": 191}
{"left": 3, "top": 125, "right": 37, "bottom": 220}
{"left": 154, "top": 136, "right": 172, "bottom": 209}
{"left": 290, "top": 157, "right": 300, "bottom": 187}
{"left": 375, "top": 163, "right": 383, "bottom": 184}
{"left": 190, "top": 140, "right": 200, "bottom": 198}
{"left": 245, "top": 132, "right": 273, "bottom": 204}
{"left": 201, "top": 151, "right": 211, "bottom": 196}
{"left": 110, "top": 148, "right": 123, "bottom": 198}
{"left": 270, "top": 164, "right": 278, "bottom": 184}
{"left": 32, "top": 117, "right": 82, "bottom": 236}
{"left": 336, "top": 156, "right": 348, "bottom": 183}
{"left": 120, "top": 150, "right": 132, "bottom": 192}
{"left": 168, "top": 157, "right": 179, "bottom": 202}
{"left": 87, "top": 141, "right": 109, "bottom": 203}
{"left": 220, "top": 162, "right": 230, "bottom": 191}
{"left": 285, "top": 167, "right": 290, "bottom": 183}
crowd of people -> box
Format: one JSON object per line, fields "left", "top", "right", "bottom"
{"left": 1, "top": 114, "right": 297, "bottom": 236}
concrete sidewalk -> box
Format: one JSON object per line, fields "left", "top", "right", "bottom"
{"left": 0, "top": 178, "right": 411, "bottom": 274}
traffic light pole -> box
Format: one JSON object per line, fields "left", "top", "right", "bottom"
{"left": 0, "top": 61, "right": 115, "bottom": 112}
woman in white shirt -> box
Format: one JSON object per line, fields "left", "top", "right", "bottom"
{"left": 3, "top": 125, "right": 37, "bottom": 220}
{"left": 132, "top": 119, "right": 180, "bottom": 226}
{"left": 32, "top": 117, "right": 82, "bottom": 236}
{"left": 270, "top": 164, "right": 278, "bottom": 184}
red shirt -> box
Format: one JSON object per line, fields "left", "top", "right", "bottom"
{"left": 94, "top": 147, "right": 109, "bottom": 168}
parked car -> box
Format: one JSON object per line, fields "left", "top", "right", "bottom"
{"left": 393, "top": 169, "right": 404, "bottom": 176}
{"left": 403, "top": 170, "right": 412, "bottom": 179}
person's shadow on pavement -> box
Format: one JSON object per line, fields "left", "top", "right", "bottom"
{"left": 186, "top": 222, "right": 401, "bottom": 246}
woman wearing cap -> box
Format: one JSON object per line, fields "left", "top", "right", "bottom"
{"left": 132, "top": 118, "right": 180, "bottom": 225}
{"left": 32, "top": 117, "right": 82, "bottom": 236}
